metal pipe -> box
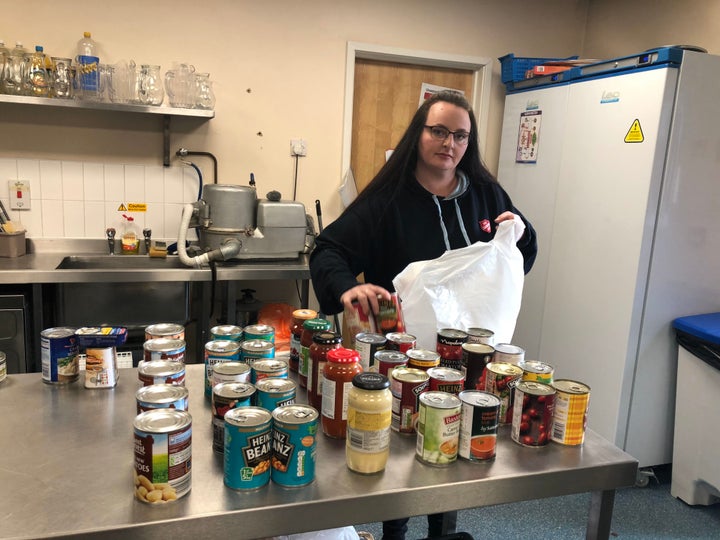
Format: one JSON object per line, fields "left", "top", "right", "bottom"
{"left": 176, "top": 148, "right": 218, "bottom": 183}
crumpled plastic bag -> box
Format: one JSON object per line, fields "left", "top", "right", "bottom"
{"left": 258, "top": 302, "right": 296, "bottom": 356}
{"left": 392, "top": 219, "right": 526, "bottom": 350}
{"left": 267, "top": 526, "right": 360, "bottom": 540}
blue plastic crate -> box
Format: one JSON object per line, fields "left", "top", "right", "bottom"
{"left": 498, "top": 53, "right": 579, "bottom": 84}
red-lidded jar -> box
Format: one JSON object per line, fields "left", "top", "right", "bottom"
{"left": 299, "top": 318, "right": 332, "bottom": 388}
{"left": 436, "top": 328, "right": 468, "bottom": 370}
{"left": 289, "top": 309, "right": 317, "bottom": 372}
{"left": 308, "top": 331, "right": 342, "bottom": 410}
{"left": 321, "top": 347, "right": 363, "bottom": 438}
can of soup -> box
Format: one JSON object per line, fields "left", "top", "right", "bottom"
{"left": 493, "top": 343, "right": 524, "bottom": 365}
{"left": 143, "top": 338, "right": 186, "bottom": 363}
{"left": 466, "top": 327, "right": 495, "bottom": 345}
{"left": 436, "top": 329, "right": 467, "bottom": 370}
{"left": 211, "top": 324, "right": 244, "bottom": 341}
{"left": 416, "top": 391, "right": 462, "bottom": 467}
{"left": 243, "top": 324, "right": 275, "bottom": 343}
{"left": 41, "top": 327, "right": 79, "bottom": 384}
{"left": 461, "top": 343, "right": 494, "bottom": 391}
{"left": 406, "top": 348, "right": 441, "bottom": 371}
{"left": 271, "top": 404, "right": 319, "bottom": 487}
{"left": 389, "top": 367, "right": 429, "bottom": 434}
{"left": 375, "top": 350, "right": 408, "bottom": 377}
{"left": 224, "top": 406, "right": 273, "bottom": 490}
{"left": 133, "top": 409, "right": 192, "bottom": 503}
{"left": 138, "top": 359, "right": 185, "bottom": 387}
{"left": 385, "top": 332, "right": 417, "bottom": 354}
{"left": 511, "top": 380, "right": 556, "bottom": 447}
{"left": 212, "top": 382, "right": 256, "bottom": 453}
{"left": 458, "top": 390, "right": 500, "bottom": 462}
{"left": 204, "top": 340, "right": 242, "bottom": 397}
{"left": 354, "top": 332, "right": 387, "bottom": 372}
{"left": 145, "top": 323, "right": 185, "bottom": 342}
{"left": 241, "top": 339, "right": 275, "bottom": 365}
{"left": 212, "top": 361, "right": 252, "bottom": 386}
{"left": 427, "top": 367, "right": 465, "bottom": 394}
{"left": 482, "top": 361, "right": 523, "bottom": 424}
{"left": 550, "top": 379, "right": 591, "bottom": 446}
{"left": 518, "top": 359, "right": 554, "bottom": 385}
{"left": 252, "top": 359, "right": 289, "bottom": 383}
{"left": 136, "top": 384, "right": 189, "bottom": 414}
{"left": 255, "top": 377, "right": 296, "bottom": 411}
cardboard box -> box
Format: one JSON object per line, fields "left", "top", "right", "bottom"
{"left": 0, "top": 231, "right": 26, "bottom": 257}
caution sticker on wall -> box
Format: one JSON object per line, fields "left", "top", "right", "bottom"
{"left": 624, "top": 119, "right": 644, "bottom": 143}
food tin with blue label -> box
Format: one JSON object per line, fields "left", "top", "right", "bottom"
{"left": 211, "top": 325, "right": 244, "bottom": 341}
{"left": 136, "top": 384, "right": 190, "bottom": 414}
{"left": 212, "top": 382, "right": 257, "bottom": 453}
{"left": 224, "top": 406, "right": 273, "bottom": 490}
{"left": 243, "top": 324, "right": 275, "bottom": 343}
{"left": 252, "top": 359, "right": 289, "bottom": 383}
{"left": 241, "top": 339, "right": 275, "bottom": 365}
{"left": 271, "top": 404, "right": 319, "bottom": 487}
{"left": 41, "top": 327, "right": 79, "bottom": 384}
{"left": 255, "top": 377, "right": 296, "bottom": 411}
{"left": 204, "top": 340, "right": 242, "bottom": 397}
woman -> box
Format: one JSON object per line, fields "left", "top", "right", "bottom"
{"left": 310, "top": 90, "right": 537, "bottom": 540}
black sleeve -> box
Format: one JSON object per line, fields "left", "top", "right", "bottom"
{"left": 512, "top": 206, "right": 538, "bottom": 275}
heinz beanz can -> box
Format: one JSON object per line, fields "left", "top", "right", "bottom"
{"left": 204, "top": 340, "right": 242, "bottom": 397}
{"left": 252, "top": 359, "right": 289, "bottom": 383}
{"left": 41, "top": 327, "right": 79, "bottom": 384}
{"left": 415, "top": 391, "right": 462, "bottom": 466}
{"left": 243, "top": 324, "right": 275, "bottom": 342}
{"left": 211, "top": 324, "right": 244, "bottom": 341}
{"left": 133, "top": 409, "right": 192, "bottom": 503}
{"left": 224, "top": 406, "right": 273, "bottom": 490}
{"left": 551, "top": 379, "right": 591, "bottom": 446}
{"left": 271, "top": 404, "right": 319, "bottom": 487}
{"left": 212, "top": 382, "right": 256, "bottom": 453}
{"left": 138, "top": 359, "right": 185, "bottom": 387}
{"left": 241, "top": 339, "right": 275, "bottom": 365}
{"left": 145, "top": 323, "right": 185, "bottom": 342}
{"left": 144, "top": 338, "right": 186, "bottom": 363}
{"left": 255, "top": 377, "right": 296, "bottom": 411}
{"left": 511, "top": 380, "right": 556, "bottom": 447}
{"left": 136, "top": 384, "right": 189, "bottom": 414}
{"left": 458, "top": 390, "right": 500, "bottom": 462}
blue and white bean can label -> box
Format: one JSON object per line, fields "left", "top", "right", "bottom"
{"left": 271, "top": 404, "right": 319, "bottom": 487}
{"left": 224, "top": 407, "right": 273, "bottom": 490}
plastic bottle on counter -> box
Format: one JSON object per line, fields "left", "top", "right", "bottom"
{"left": 2, "top": 42, "right": 28, "bottom": 95}
{"left": 25, "top": 46, "right": 50, "bottom": 97}
{"left": 120, "top": 214, "right": 139, "bottom": 254}
{"left": 76, "top": 31, "right": 100, "bottom": 100}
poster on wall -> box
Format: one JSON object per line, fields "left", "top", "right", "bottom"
{"left": 419, "top": 83, "right": 465, "bottom": 106}
{"left": 515, "top": 110, "right": 542, "bottom": 163}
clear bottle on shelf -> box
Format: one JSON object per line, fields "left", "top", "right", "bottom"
{"left": 76, "top": 31, "right": 100, "bottom": 100}
{"left": 25, "top": 46, "right": 50, "bottom": 97}
{"left": 0, "top": 40, "right": 10, "bottom": 92}
{"left": 2, "top": 42, "right": 28, "bottom": 95}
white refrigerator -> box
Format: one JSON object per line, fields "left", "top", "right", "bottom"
{"left": 497, "top": 49, "right": 720, "bottom": 467}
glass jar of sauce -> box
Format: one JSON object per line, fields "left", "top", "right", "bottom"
{"left": 346, "top": 372, "right": 392, "bottom": 474}
{"left": 321, "top": 347, "right": 362, "bottom": 438}
{"left": 308, "top": 331, "right": 342, "bottom": 410}
{"left": 289, "top": 309, "right": 317, "bottom": 372}
{"left": 299, "top": 318, "right": 331, "bottom": 388}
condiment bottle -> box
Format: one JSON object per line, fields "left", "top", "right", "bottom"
{"left": 321, "top": 347, "right": 363, "bottom": 438}
{"left": 120, "top": 213, "right": 139, "bottom": 254}
{"left": 346, "top": 372, "right": 392, "bottom": 474}
{"left": 299, "top": 318, "right": 331, "bottom": 388}
{"left": 308, "top": 331, "right": 342, "bottom": 410}
{"left": 289, "top": 309, "right": 317, "bottom": 372}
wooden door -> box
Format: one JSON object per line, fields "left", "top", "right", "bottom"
{"left": 351, "top": 59, "right": 474, "bottom": 192}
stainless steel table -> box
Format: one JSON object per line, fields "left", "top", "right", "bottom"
{"left": 0, "top": 365, "right": 637, "bottom": 540}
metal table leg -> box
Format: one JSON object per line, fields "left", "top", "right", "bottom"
{"left": 586, "top": 489, "right": 615, "bottom": 540}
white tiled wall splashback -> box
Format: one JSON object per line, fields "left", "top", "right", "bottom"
{"left": 0, "top": 157, "right": 202, "bottom": 241}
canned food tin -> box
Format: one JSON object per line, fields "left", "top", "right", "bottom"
{"left": 0, "top": 351, "right": 6, "bottom": 383}
{"left": 493, "top": 343, "right": 525, "bottom": 365}
{"left": 416, "top": 391, "right": 462, "bottom": 466}
{"left": 138, "top": 359, "right": 185, "bottom": 387}
{"left": 458, "top": 390, "right": 500, "bottom": 462}
{"left": 204, "top": 340, "right": 242, "bottom": 397}
{"left": 406, "top": 348, "right": 441, "bottom": 371}
{"left": 427, "top": 367, "right": 465, "bottom": 394}
{"left": 375, "top": 350, "right": 408, "bottom": 377}
{"left": 212, "top": 382, "right": 256, "bottom": 453}
{"left": 255, "top": 377, "right": 296, "bottom": 411}
{"left": 466, "top": 327, "right": 495, "bottom": 345}
{"left": 145, "top": 323, "right": 185, "bottom": 342}
{"left": 241, "top": 339, "right": 275, "bottom": 365}
{"left": 211, "top": 324, "right": 244, "bottom": 341}
{"left": 385, "top": 332, "right": 417, "bottom": 354}
{"left": 436, "top": 329, "right": 468, "bottom": 370}
{"left": 252, "top": 359, "right": 289, "bottom": 383}
{"left": 243, "top": 324, "right": 275, "bottom": 343}
{"left": 133, "top": 409, "right": 192, "bottom": 503}
{"left": 84, "top": 346, "right": 118, "bottom": 388}
{"left": 136, "top": 384, "right": 190, "bottom": 414}
{"left": 511, "top": 380, "right": 556, "bottom": 447}
{"left": 41, "top": 327, "right": 79, "bottom": 384}
{"left": 143, "top": 338, "right": 186, "bottom": 363}
{"left": 354, "top": 332, "right": 387, "bottom": 372}
{"left": 461, "top": 343, "right": 494, "bottom": 391}
{"left": 518, "top": 359, "right": 554, "bottom": 385}
{"left": 212, "top": 361, "right": 252, "bottom": 386}
{"left": 482, "top": 361, "right": 523, "bottom": 424}
{"left": 389, "top": 367, "right": 429, "bottom": 434}
{"left": 224, "top": 406, "right": 273, "bottom": 490}
{"left": 271, "top": 404, "right": 319, "bottom": 487}
{"left": 550, "top": 379, "right": 591, "bottom": 446}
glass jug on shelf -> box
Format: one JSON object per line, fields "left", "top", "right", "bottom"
{"left": 2, "top": 42, "right": 28, "bottom": 95}
{"left": 164, "top": 63, "right": 195, "bottom": 108}
{"left": 194, "top": 72, "right": 215, "bottom": 110}
{"left": 138, "top": 64, "right": 164, "bottom": 106}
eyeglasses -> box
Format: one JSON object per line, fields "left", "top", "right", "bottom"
{"left": 424, "top": 125, "right": 470, "bottom": 145}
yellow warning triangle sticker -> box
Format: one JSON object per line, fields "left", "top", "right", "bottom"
{"left": 624, "top": 119, "right": 644, "bottom": 143}
{"left": 117, "top": 203, "right": 127, "bottom": 211}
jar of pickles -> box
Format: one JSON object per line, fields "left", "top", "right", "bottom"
{"left": 346, "top": 372, "right": 392, "bottom": 474}
{"left": 308, "top": 331, "right": 342, "bottom": 410}
{"left": 321, "top": 347, "right": 363, "bottom": 438}
{"left": 289, "top": 309, "right": 317, "bottom": 372}
{"left": 299, "top": 318, "right": 331, "bottom": 388}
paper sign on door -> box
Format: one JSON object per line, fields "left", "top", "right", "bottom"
{"left": 516, "top": 110, "right": 542, "bottom": 163}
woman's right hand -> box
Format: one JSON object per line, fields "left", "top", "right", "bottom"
{"left": 340, "top": 283, "right": 392, "bottom": 316}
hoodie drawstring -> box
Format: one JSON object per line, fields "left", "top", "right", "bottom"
{"left": 432, "top": 195, "right": 471, "bottom": 250}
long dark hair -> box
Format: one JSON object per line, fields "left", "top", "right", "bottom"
{"left": 347, "top": 90, "right": 497, "bottom": 213}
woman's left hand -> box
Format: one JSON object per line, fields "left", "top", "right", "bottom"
{"left": 494, "top": 211, "right": 518, "bottom": 224}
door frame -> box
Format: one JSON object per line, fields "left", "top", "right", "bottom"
{"left": 341, "top": 41, "right": 493, "bottom": 179}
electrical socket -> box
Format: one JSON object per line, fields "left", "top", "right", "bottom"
{"left": 290, "top": 139, "right": 307, "bottom": 156}
{"left": 9, "top": 179, "right": 31, "bottom": 210}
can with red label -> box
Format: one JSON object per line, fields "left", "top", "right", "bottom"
{"left": 389, "top": 367, "right": 429, "bottom": 434}
{"left": 375, "top": 350, "right": 408, "bottom": 377}
{"left": 212, "top": 361, "right": 252, "bottom": 386}
{"left": 144, "top": 338, "right": 186, "bottom": 363}
{"left": 406, "top": 348, "right": 441, "bottom": 371}
{"left": 415, "top": 391, "right": 462, "bottom": 466}
{"left": 136, "top": 384, "right": 189, "bottom": 414}
{"left": 427, "top": 366, "right": 465, "bottom": 394}
{"left": 138, "top": 359, "right": 185, "bottom": 387}
{"left": 354, "top": 332, "right": 386, "bottom": 372}
{"left": 550, "top": 379, "right": 591, "bottom": 446}
{"left": 458, "top": 390, "right": 500, "bottom": 462}
{"left": 482, "top": 361, "right": 523, "bottom": 424}
{"left": 385, "top": 332, "right": 417, "bottom": 354}
{"left": 212, "top": 382, "right": 256, "bottom": 453}
{"left": 511, "top": 380, "right": 556, "bottom": 447}
{"left": 436, "top": 329, "right": 467, "bottom": 370}
{"left": 466, "top": 327, "right": 495, "bottom": 346}
{"left": 461, "top": 342, "right": 495, "bottom": 391}
{"left": 145, "top": 323, "right": 185, "bottom": 342}
{"left": 518, "top": 359, "right": 554, "bottom": 385}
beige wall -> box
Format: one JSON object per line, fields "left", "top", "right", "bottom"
{"left": 1, "top": 0, "right": 588, "bottom": 228}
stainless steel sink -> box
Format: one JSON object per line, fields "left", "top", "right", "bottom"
{"left": 55, "top": 255, "right": 188, "bottom": 270}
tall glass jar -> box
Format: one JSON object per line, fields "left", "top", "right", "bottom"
{"left": 308, "top": 331, "right": 342, "bottom": 410}
{"left": 299, "top": 318, "right": 331, "bottom": 388}
{"left": 321, "top": 348, "right": 363, "bottom": 439}
{"left": 194, "top": 72, "right": 215, "bottom": 110}
{"left": 289, "top": 309, "right": 317, "bottom": 372}
{"left": 138, "top": 64, "right": 164, "bottom": 105}
{"left": 346, "top": 372, "right": 392, "bottom": 474}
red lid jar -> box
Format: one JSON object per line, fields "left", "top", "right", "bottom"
{"left": 321, "top": 347, "right": 363, "bottom": 438}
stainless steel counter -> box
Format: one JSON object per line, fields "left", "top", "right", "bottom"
{"left": 0, "top": 365, "right": 638, "bottom": 540}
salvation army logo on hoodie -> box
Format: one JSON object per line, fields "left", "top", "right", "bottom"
{"left": 480, "top": 219, "right": 491, "bottom": 233}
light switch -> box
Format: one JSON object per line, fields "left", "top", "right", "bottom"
{"left": 9, "top": 179, "right": 30, "bottom": 210}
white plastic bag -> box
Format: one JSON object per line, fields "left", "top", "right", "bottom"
{"left": 392, "top": 219, "right": 526, "bottom": 350}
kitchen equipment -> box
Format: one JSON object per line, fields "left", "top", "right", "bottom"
{"left": 0, "top": 294, "right": 31, "bottom": 373}
{"left": 497, "top": 47, "right": 720, "bottom": 467}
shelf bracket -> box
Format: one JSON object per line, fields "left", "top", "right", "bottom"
{"left": 163, "top": 114, "right": 171, "bottom": 167}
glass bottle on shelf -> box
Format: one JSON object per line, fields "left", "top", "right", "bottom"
{"left": 138, "top": 64, "right": 164, "bottom": 106}
{"left": 25, "top": 46, "right": 50, "bottom": 97}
